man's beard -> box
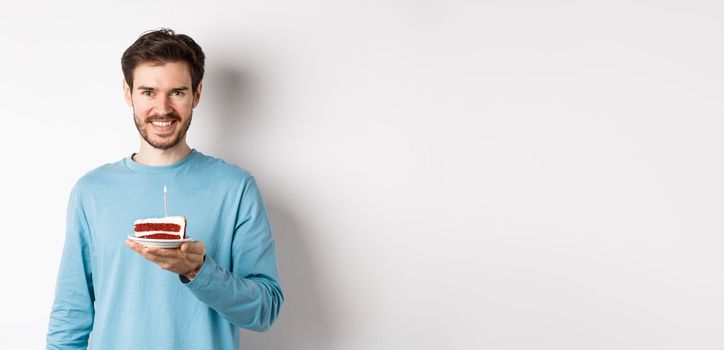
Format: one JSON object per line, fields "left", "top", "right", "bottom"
{"left": 133, "top": 112, "right": 193, "bottom": 150}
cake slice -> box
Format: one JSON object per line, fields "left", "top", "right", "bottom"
{"left": 134, "top": 216, "right": 187, "bottom": 240}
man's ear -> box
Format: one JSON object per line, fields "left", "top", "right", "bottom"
{"left": 123, "top": 79, "right": 133, "bottom": 107}
{"left": 192, "top": 81, "right": 203, "bottom": 108}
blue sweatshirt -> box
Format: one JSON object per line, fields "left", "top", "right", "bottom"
{"left": 47, "top": 149, "right": 284, "bottom": 349}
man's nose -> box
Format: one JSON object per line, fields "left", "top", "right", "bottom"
{"left": 154, "top": 96, "right": 173, "bottom": 115}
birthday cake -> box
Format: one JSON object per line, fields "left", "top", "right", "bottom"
{"left": 133, "top": 216, "right": 187, "bottom": 240}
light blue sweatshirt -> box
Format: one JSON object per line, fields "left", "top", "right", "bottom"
{"left": 47, "top": 149, "right": 283, "bottom": 349}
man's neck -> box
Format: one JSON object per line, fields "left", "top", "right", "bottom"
{"left": 133, "top": 141, "right": 193, "bottom": 166}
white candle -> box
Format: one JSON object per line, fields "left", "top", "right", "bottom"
{"left": 163, "top": 185, "right": 168, "bottom": 217}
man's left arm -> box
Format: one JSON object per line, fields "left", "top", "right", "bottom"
{"left": 127, "top": 177, "right": 284, "bottom": 331}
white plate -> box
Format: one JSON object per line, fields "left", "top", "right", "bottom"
{"left": 127, "top": 235, "right": 193, "bottom": 248}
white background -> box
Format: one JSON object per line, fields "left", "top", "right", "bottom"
{"left": 1, "top": 1, "right": 723, "bottom": 349}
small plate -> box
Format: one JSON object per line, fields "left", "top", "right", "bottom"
{"left": 127, "top": 235, "right": 193, "bottom": 248}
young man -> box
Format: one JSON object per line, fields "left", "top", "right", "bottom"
{"left": 47, "top": 29, "right": 283, "bottom": 349}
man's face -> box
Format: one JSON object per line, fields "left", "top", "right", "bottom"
{"left": 124, "top": 61, "right": 201, "bottom": 150}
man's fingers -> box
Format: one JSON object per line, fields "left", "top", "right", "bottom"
{"left": 126, "top": 239, "right": 204, "bottom": 275}
{"left": 127, "top": 240, "right": 178, "bottom": 259}
{"left": 126, "top": 239, "right": 204, "bottom": 274}
{"left": 126, "top": 240, "right": 144, "bottom": 253}
{"left": 146, "top": 247, "right": 176, "bottom": 257}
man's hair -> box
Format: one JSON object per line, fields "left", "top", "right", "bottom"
{"left": 121, "top": 28, "right": 206, "bottom": 92}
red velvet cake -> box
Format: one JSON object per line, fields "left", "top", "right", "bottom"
{"left": 134, "top": 216, "right": 187, "bottom": 240}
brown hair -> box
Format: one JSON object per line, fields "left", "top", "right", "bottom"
{"left": 121, "top": 28, "right": 205, "bottom": 92}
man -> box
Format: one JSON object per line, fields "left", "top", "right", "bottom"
{"left": 47, "top": 28, "right": 283, "bottom": 349}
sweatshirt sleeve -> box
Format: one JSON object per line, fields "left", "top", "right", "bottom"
{"left": 47, "top": 185, "right": 96, "bottom": 349}
{"left": 181, "top": 176, "right": 284, "bottom": 331}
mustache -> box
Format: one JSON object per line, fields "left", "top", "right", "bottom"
{"left": 145, "top": 113, "right": 181, "bottom": 122}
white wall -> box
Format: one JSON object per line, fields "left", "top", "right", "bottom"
{"left": 2, "top": 1, "right": 724, "bottom": 349}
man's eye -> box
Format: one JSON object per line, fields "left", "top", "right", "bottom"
{"left": 171, "top": 91, "right": 184, "bottom": 96}
{"left": 142, "top": 91, "right": 153, "bottom": 96}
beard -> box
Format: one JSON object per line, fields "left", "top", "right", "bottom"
{"left": 133, "top": 111, "right": 193, "bottom": 150}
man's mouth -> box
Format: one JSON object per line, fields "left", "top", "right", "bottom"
{"left": 148, "top": 119, "right": 178, "bottom": 135}
{"left": 151, "top": 120, "right": 174, "bottom": 127}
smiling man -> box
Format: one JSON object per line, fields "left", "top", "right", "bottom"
{"left": 129, "top": 61, "right": 196, "bottom": 154}
{"left": 47, "top": 29, "right": 283, "bottom": 349}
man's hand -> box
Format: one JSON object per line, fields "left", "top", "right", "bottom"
{"left": 126, "top": 239, "right": 206, "bottom": 279}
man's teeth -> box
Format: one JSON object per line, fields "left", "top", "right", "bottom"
{"left": 151, "top": 121, "right": 173, "bottom": 126}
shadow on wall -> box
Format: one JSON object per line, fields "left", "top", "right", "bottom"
{"left": 205, "top": 63, "right": 334, "bottom": 349}
{"left": 242, "top": 203, "right": 333, "bottom": 349}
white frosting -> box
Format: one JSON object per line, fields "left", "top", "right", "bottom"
{"left": 134, "top": 216, "right": 186, "bottom": 238}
